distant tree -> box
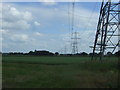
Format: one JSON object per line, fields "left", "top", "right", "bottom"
{"left": 114, "top": 50, "right": 120, "bottom": 57}
{"left": 29, "top": 51, "right": 33, "bottom": 53}
{"left": 89, "top": 53, "right": 98, "bottom": 56}
{"left": 76, "top": 53, "right": 81, "bottom": 56}
{"left": 28, "top": 51, "right": 34, "bottom": 55}
{"left": 89, "top": 53, "right": 93, "bottom": 56}
{"left": 66, "top": 54, "right": 72, "bottom": 56}
{"left": 29, "top": 50, "right": 54, "bottom": 56}
{"left": 106, "top": 52, "right": 113, "bottom": 56}
{"left": 55, "top": 52, "right": 59, "bottom": 56}
{"left": 80, "top": 52, "right": 88, "bottom": 56}
{"left": 8, "top": 52, "right": 23, "bottom": 55}
{"left": 2, "top": 53, "right": 9, "bottom": 55}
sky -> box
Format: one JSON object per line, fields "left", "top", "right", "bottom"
{"left": 1, "top": 1, "right": 103, "bottom": 53}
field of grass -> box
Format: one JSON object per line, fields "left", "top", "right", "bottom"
{"left": 2, "top": 56, "right": 119, "bottom": 88}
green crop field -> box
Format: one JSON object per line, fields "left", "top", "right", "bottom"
{"left": 2, "top": 56, "right": 119, "bottom": 88}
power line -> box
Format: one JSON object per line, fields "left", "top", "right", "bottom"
{"left": 71, "top": 0, "right": 75, "bottom": 33}
{"left": 61, "top": 6, "right": 99, "bottom": 19}
{"left": 70, "top": 1, "right": 81, "bottom": 54}
{"left": 68, "top": 1, "right": 71, "bottom": 38}
{"left": 82, "top": 2, "right": 99, "bottom": 31}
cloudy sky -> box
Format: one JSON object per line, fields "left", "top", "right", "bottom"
{"left": 1, "top": 1, "right": 102, "bottom": 53}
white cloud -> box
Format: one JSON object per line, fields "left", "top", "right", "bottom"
{"left": 34, "top": 32, "right": 44, "bottom": 36}
{"left": 23, "top": 11, "right": 33, "bottom": 21}
{"left": 1, "top": 2, "right": 100, "bottom": 53}
{"left": 34, "top": 21, "right": 41, "bottom": 26}
{"left": 1, "top": 29, "right": 29, "bottom": 42}
{"left": 2, "top": 5, "right": 33, "bottom": 21}
{"left": 2, "top": 4, "right": 33, "bottom": 30}
{"left": 10, "top": 34, "right": 29, "bottom": 42}
{"left": 2, "top": 20, "right": 30, "bottom": 30}
{"left": 0, "top": 29, "right": 9, "bottom": 34}
{"left": 10, "top": 7, "right": 20, "bottom": 16}
{"left": 0, "top": 3, "right": 2, "bottom": 19}
{"left": 35, "top": 4, "right": 98, "bottom": 30}
{"left": 40, "top": 0, "right": 57, "bottom": 6}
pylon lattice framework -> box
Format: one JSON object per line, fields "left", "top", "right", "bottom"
{"left": 92, "top": 0, "right": 120, "bottom": 60}
{"left": 71, "top": 32, "right": 80, "bottom": 54}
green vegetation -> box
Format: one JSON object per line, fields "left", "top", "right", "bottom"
{"left": 2, "top": 56, "right": 119, "bottom": 88}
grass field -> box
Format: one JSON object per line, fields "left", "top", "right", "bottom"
{"left": 2, "top": 56, "right": 119, "bottom": 88}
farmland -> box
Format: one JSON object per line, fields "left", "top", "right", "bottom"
{"left": 2, "top": 56, "right": 119, "bottom": 88}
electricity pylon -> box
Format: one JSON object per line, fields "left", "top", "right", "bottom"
{"left": 71, "top": 32, "right": 80, "bottom": 54}
{"left": 92, "top": 0, "right": 120, "bottom": 60}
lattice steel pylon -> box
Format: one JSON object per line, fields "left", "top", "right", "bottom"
{"left": 92, "top": 0, "right": 120, "bottom": 60}
{"left": 71, "top": 32, "right": 80, "bottom": 54}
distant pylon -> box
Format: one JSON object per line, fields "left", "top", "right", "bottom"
{"left": 92, "top": 0, "right": 120, "bottom": 60}
{"left": 71, "top": 32, "right": 80, "bottom": 54}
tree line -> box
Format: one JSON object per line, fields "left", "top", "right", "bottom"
{"left": 1, "top": 50, "right": 120, "bottom": 56}
{"left": 2, "top": 50, "right": 54, "bottom": 56}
